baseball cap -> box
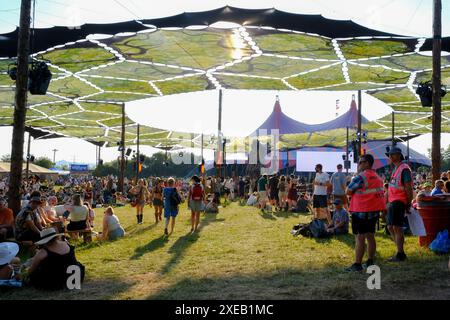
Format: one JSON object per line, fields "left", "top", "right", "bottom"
{"left": 333, "top": 198, "right": 342, "bottom": 205}
{"left": 385, "top": 146, "right": 404, "bottom": 159}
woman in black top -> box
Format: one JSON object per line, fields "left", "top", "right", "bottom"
{"left": 27, "top": 228, "right": 84, "bottom": 290}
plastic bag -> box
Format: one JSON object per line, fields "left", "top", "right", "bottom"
{"left": 406, "top": 208, "right": 426, "bottom": 236}
{"left": 429, "top": 230, "right": 450, "bottom": 253}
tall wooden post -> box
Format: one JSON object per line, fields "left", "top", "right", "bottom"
{"left": 431, "top": 0, "right": 442, "bottom": 182}
{"left": 391, "top": 112, "right": 395, "bottom": 146}
{"left": 119, "top": 103, "right": 125, "bottom": 192}
{"left": 357, "top": 90, "right": 362, "bottom": 156}
{"left": 346, "top": 126, "right": 349, "bottom": 174}
{"left": 25, "top": 132, "right": 31, "bottom": 180}
{"left": 217, "top": 89, "right": 223, "bottom": 178}
{"left": 8, "top": 0, "right": 32, "bottom": 214}
{"left": 406, "top": 132, "right": 410, "bottom": 162}
{"left": 135, "top": 124, "right": 140, "bottom": 183}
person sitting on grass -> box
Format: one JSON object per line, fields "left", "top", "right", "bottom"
{"left": 205, "top": 197, "right": 219, "bottom": 213}
{"left": 66, "top": 194, "right": 90, "bottom": 232}
{"left": 99, "top": 207, "right": 125, "bottom": 241}
{"left": 163, "top": 177, "right": 181, "bottom": 236}
{"left": 326, "top": 199, "right": 349, "bottom": 235}
{"left": 0, "top": 197, "right": 14, "bottom": 241}
{"left": 431, "top": 180, "right": 445, "bottom": 196}
{"left": 15, "top": 196, "right": 44, "bottom": 243}
{"left": 0, "top": 242, "right": 19, "bottom": 280}
{"left": 246, "top": 192, "right": 258, "bottom": 206}
{"left": 27, "top": 228, "right": 85, "bottom": 290}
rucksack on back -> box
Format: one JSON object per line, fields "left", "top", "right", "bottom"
{"left": 191, "top": 184, "right": 203, "bottom": 201}
{"left": 169, "top": 189, "right": 181, "bottom": 208}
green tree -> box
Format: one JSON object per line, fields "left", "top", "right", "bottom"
{"left": 33, "top": 156, "right": 54, "bottom": 169}
{"left": 0, "top": 154, "right": 11, "bottom": 162}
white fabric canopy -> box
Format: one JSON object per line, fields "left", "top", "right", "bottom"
{"left": 126, "top": 89, "right": 392, "bottom": 137}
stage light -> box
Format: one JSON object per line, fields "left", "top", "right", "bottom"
{"left": 8, "top": 60, "right": 53, "bottom": 95}
{"left": 126, "top": 148, "right": 132, "bottom": 156}
{"left": 416, "top": 82, "right": 446, "bottom": 107}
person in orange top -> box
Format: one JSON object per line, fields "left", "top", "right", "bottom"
{"left": 386, "top": 147, "right": 413, "bottom": 262}
{"left": 0, "top": 197, "right": 14, "bottom": 240}
{"left": 345, "top": 154, "right": 386, "bottom": 272}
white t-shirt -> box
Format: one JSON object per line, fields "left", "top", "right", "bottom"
{"left": 314, "top": 172, "right": 330, "bottom": 195}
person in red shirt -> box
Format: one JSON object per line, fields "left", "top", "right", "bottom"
{"left": 0, "top": 197, "right": 14, "bottom": 240}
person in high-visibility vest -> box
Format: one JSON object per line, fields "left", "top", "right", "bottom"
{"left": 386, "top": 146, "right": 413, "bottom": 262}
{"left": 345, "top": 154, "right": 386, "bottom": 272}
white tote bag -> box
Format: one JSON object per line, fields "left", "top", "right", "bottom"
{"left": 406, "top": 208, "right": 426, "bottom": 237}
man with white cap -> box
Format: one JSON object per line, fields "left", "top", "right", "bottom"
{"left": 0, "top": 242, "right": 19, "bottom": 280}
{"left": 386, "top": 146, "right": 413, "bottom": 262}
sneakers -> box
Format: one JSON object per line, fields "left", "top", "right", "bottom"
{"left": 164, "top": 228, "right": 168, "bottom": 236}
{"left": 387, "top": 252, "right": 407, "bottom": 262}
{"left": 362, "top": 259, "right": 374, "bottom": 269}
{"left": 344, "top": 263, "right": 363, "bottom": 272}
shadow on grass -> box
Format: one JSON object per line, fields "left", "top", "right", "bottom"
{"left": 273, "top": 210, "right": 311, "bottom": 219}
{"left": 260, "top": 212, "right": 277, "bottom": 220}
{"left": 131, "top": 235, "right": 169, "bottom": 260}
{"left": 147, "top": 259, "right": 450, "bottom": 300}
{"left": 0, "top": 278, "right": 134, "bottom": 300}
{"left": 159, "top": 213, "right": 224, "bottom": 274}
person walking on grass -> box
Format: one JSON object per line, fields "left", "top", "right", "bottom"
{"left": 130, "top": 179, "right": 151, "bottom": 224}
{"left": 345, "top": 154, "right": 386, "bottom": 272}
{"left": 386, "top": 147, "right": 413, "bottom": 262}
{"left": 163, "top": 177, "right": 181, "bottom": 236}
{"left": 151, "top": 178, "right": 164, "bottom": 223}
{"left": 188, "top": 175, "right": 205, "bottom": 233}
{"left": 257, "top": 174, "right": 269, "bottom": 213}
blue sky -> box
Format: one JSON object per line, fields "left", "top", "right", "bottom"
{"left": 0, "top": 0, "right": 449, "bottom": 163}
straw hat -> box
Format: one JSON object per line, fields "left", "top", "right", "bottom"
{"left": 0, "top": 242, "right": 19, "bottom": 265}
{"left": 35, "top": 228, "right": 63, "bottom": 246}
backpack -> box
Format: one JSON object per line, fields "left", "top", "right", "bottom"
{"left": 169, "top": 189, "right": 181, "bottom": 208}
{"left": 309, "top": 219, "right": 328, "bottom": 238}
{"left": 291, "top": 223, "right": 312, "bottom": 237}
{"left": 191, "top": 184, "right": 203, "bottom": 201}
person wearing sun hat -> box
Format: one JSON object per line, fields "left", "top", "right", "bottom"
{"left": 15, "top": 196, "right": 44, "bottom": 243}
{"left": 27, "top": 228, "right": 85, "bottom": 290}
{"left": 386, "top": 146, "right": 413, "bottom": 263}
{"left": 0, "top": 242, "right": 19, "bottom": 280}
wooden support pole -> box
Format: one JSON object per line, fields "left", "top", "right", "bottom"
{"left": 8, "top": 0, "right": 32, "bottom": 214}
{"left": 119, "top": 103, "right": 125, "bottom": 192}
{"left": 431, "top": 0, "right": 442, "bottom": 182}
{"left": 135, "top": 124, "right": 140, "bottom": 183}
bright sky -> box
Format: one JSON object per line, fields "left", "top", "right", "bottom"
{"left": 0, "top": 0, "right": 449, "bottom": 164}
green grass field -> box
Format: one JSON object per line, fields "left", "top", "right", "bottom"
{"left": 2, "top": 202, "right": 449, "bottom": 300}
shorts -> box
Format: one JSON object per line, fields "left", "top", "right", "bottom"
{"left": 313, "top": 195, "right": 328, "bottom": 208}
{"left": 278, "top": 191, "right": 288, "bottom": 200}
{"left": 153, "top": 198, "right": 163, "bottom": 207}
{"left": 387, "top": 201, "right": 406, "bottom": 227}
{"left": 0, "top": 226, "right": 14, "bottom": 238}
{"left": 67, "top": 220, "right": 88, "bottom": 231}
{"left": 189, "top": 200, "right": 203, "bottom": 212}
{"left": 164, "top": 207, "right": 178, "bottom": 218}
{"left": 269, "top": 191, "right": 278, "bottom": 201}
{"left": 351, "top": 213, "right": 379, "bottom": 234}
{"left": 258, "top": 191, "right": 268, "bottom": 202}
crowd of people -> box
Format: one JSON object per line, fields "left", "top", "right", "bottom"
{"left": 1, "top": 145, "right": 449, "bottom": 289}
